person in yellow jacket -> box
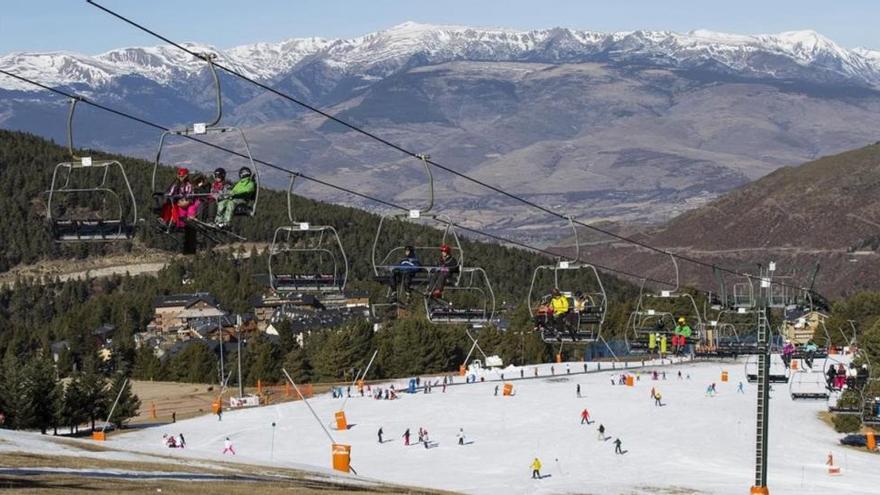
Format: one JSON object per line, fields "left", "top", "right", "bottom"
{"left": 550, "top": 288, "right": 570, "bottom": 319}
{"left": 531, "top": 457, "right": 542, "bottom": 479}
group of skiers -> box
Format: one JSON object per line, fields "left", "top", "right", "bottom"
{"left": 390, "top": 426, "right": 467, "bottom": 449}
{"left": 387, "top": 244, "right": 459, "bottom": 304}
{"left": 533, "top": 288, "right": 595, "bottom": 338}
{"left": 162, "top": 433, "right": 186, "bottom": 449}
{"left": 161, "top": 166, "right": 256, "bottom": 229}
{"left": 826, "top": 362, "right": 869, "bottom": 391}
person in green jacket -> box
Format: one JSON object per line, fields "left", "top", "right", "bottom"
{"left": 673, "top": 317, "right": 692, "bottom": 355}
{"left": 215, "top": 167, "right": 256, "bottom": 227}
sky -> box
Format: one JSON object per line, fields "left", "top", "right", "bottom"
{"left": 1, "top": 0, "right": 878, "bottom": 55}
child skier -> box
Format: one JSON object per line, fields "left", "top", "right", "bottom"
{"left": 222, "top": 437, "right": 235, "bottom": 455}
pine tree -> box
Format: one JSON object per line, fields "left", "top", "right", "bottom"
{"left": 25, "top": 356, "right": 60, "bottom": 434}
{"left": 61, "top": 374, "right": 87, "bottom": 434}
{"left": 132, "top": 345, "right": 162, "bottom": 381}
{"left": 106, "top": 371, "right": 141, "bottom": 430}
{"left": 79, "top": 359, "right": 109, "bottom": 432}
{"left": 0, "top": 353, "right": 31, "bottom": 429}
{"left": 245, "top": 335, "right": 281, "bottom": 386}
{"left": 283, "top": 343, "right": 312, "bottom": 384}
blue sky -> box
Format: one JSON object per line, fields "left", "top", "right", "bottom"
{"left": 2, "top": 0, "right": 877, "bottom": 55}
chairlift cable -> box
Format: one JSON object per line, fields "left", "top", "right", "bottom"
{"left": 84, "top": 0, "right": 819, "bottom": 297}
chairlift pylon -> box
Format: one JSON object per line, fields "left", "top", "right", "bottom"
{"left": 45, "top": 98, "right": 138, "bottom": 242}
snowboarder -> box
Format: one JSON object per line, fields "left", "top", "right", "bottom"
{"left": 614, "top": 438, "right": 625, "bottom": 454}
{"left": 457, "top": 428, "right": 465, "bottom": 445}
{"left": 654, "top": 392, "right": 664, "bottom": 407}
{"left": 222, "top": 437, "right": 235, "bottom": 455}
{"left": 403, "top": 428, "right": 411, "bottom": 446}
{"left": 737, "top": 381, "right": 745, "bottom": 394}
{"left": 580, "top": 408, "right": 591, "bottom": 424}
{"left": 378, "top": 427, "right": 384, "bottom": 443}
{"left": 531, "top": 457, "right": 542, "bottom": 479}
{"left": 597, "top": 424, "right": 607, "bottom": 441}
{"left": 576, "top": 384, "right": 582, "bottom": 398}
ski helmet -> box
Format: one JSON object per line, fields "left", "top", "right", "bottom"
{"left": 239, "top": 167, "right": 252, "bottom": 179}
{"left": 214, "top": 167, "right": 226, "bottom": 179}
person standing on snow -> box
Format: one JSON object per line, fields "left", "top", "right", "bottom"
{"left": 614, "top": 438, "right": 625, "bottom": 454}
{"left": 580, "top": 408, "right": 591, "bottom": 424}
{"left": 178, "top": 433, "right": 186, "bottom": 449}
{"left": 378, "top": 427, "right": 384, "bottom": 443}
{"left": 576, "top": 384, "right": 582, "bottom": 398}
{"left": 737, "top": 381, "right": 745, "bottom": 394}
{"left": 597, "top": 423, "right": 606, "bottom": 441}
{"left": 222, "top": 437, "right": 236, "bottom": 455}
{"left": 457, "top": 428, "right": 465, "bottom": 445}
{"left": 403, "top": 428, "right": 411, "bottom": 446}
{"left": 531, "top": 457, "right": 543, "bottom": 479}
{"left": 654, "top": 391, "right": 664, "bottom": 407}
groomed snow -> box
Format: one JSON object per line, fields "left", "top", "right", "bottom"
{"left": 105, "top": 357, "right": 880, "bottom": 494}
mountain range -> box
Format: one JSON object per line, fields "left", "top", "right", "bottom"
{"left": 2, "top": 23, "right": 880, "bottom": 243}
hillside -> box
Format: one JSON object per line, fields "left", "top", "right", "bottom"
{"left": 569, "top": 143, "right": 880, "bottom": 298}
{"left": 4, "top": 24, "right": 880, "bottom": 242}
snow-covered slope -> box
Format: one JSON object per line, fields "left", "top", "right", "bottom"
{"left": 105, "top": 358, "right": 880, "bottom": 495}
{"left": 3, "top": 23, "right": 880, "bottom": 91}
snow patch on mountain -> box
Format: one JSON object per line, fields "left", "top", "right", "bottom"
{"left": 2, "top": 23, "right": 880, "bottom": 92}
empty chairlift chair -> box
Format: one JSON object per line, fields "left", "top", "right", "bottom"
{"left": 46, "top": 98, "right": 138, "bottom": 242}
{"left": 268, "top": 174, "right": 348, "bottom": 294}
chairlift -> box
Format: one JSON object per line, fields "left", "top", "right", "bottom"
{"left": 151, "top": 53, "right": 259, "bottom": 239}
{"left": 45, "top": 98, "right": 138, "bottom": 242}
{"left": 744, "top": 354, "right": 790, "bottom": 383}
{"left": 625, "top": 255, "right": 703, "bottom": 353}
{"left": 268, "top": 174, "right": 348, "bottom": 294}
{"left": 789, "top": 369, "right": 830, "bottom": 400}
{"left": 527, "top": 217, "right": 607, "bottom": 342}
{"left": 699, "top": 308, "right": 762, "bottom": 357}
{"left": 372, "top": 154, "right": 497, "bottom": 323}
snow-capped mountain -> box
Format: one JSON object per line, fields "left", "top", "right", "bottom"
{"left": 2, "top": 23, "right": 880, "bottom": 92}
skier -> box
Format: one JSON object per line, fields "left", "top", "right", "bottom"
{"left": 457, "top": 428, "right": 465, "bottom": 445}
{"left": 403, "top": 428, "right": 411, "bottom": 446}
{"left": 706, "top": 383, "right": 717, "bottom": 397}
{"left": 677, "top": 370, "right": 683, "bottom": 380}
{"left": 650, "top": 386, "right": 656, "bottom": 399}
{"left": 417, "top": 428, "right": 424, "bottom": 444}
{"left": 737, "top": 381, "right": 745, "bottom": 394}
{"left": 662, "top": 371, "right": 667, "bottom": 380}
{"left": 614, "top": 438, "right": 625, "bottom": 454}
{"left": 222, "top": 437, "right": 235, "bottom": 455}
{"left": 495, "top": 385, "right": 499, "bottom": 396}
{"left": 654, "top": 391, "right": 664, "bottom": 407}
{"left": 172, "top": 411, "right": 176, "bottom": 423}
{"left": 520, "top": 369, "right": 525, "bottom": 379}
{"left": 423, "top": 428, "right": 430, "bottom": 449}
{"left": 597, "top": 423, "right": 607, "bottom": 441}
{"left": 378, "top": 427, "right": 384, "bottom": 443}
{"left": 178, "top": 433, "right": 186, "bottom": 449}
{"left": 217, "top": 408, "right": 222, "bottom": 422}
{"left": 531, "top": 457, "right": 542, "bottom": 479}
{"left": 652, "top": 371, "right": 659, "bottom": 381}
{"left": 576, "top": 384, "right": 582, "bottom": 398}
{"left": 580, "top": 408, "right": 591, "bottom": 425}
{"left": 566, "top": 364, "right": 571, "bottom": 374}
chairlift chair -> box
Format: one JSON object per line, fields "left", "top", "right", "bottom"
{"left": 625, "top": 255, "right": 703, "bottom": 353}
{"left": 151, "top": 53, "right": 259, "bottom": 237}
{"left": 744, "top": 354, "right": 790, "bottom": 383}
{"left": 46, "top": 98, "right": 138, "bottom": 242}
{"left": 527, "top": 217, "right": 607, "bottom": 343}
{"left": 426, "top": 266, "right": 496, "bottom": 325}
{"left": 788, "top": 369, "right": 830, "bottom": 400}
{"left": 268, "top": 174, "right": 348, "bottom": 294}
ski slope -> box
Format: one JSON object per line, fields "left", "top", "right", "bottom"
{"left": 109, "top": 358, "right": 880, "bottom": 494}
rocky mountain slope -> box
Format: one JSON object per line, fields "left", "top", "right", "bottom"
{"left": 567, "top": 143, "right": 880, "bottom": 298}
{"left": 3, "top": 23, "right": 880, "bottom": 241}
